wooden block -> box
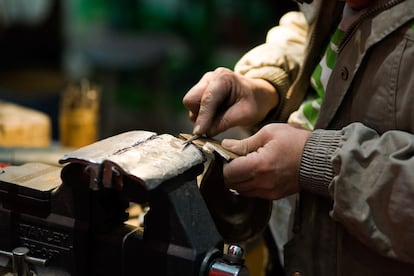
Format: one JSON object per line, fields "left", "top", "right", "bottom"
{"left": 0, "top": 101, "right": 51, "bottom": 147}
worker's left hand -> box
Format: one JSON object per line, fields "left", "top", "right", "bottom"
{"left": 221, "top": 123, "right": 311, "bottom": 200}
{"left": 182, "top": 67, "right": 278, "bottom": 137}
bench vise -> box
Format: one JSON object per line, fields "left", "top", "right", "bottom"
{"left": 0, "top": 131, "right": 271, "bottom": 275}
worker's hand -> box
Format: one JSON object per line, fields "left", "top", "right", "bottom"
{"left": 182, "top": 67, "right": 278, "bottom": 137}
{"left": 221, "top": 123, "right": 311, "bottom": 200}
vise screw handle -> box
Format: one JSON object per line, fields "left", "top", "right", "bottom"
{"left": 0, "top": 247, "right": 47, "bottom": 276}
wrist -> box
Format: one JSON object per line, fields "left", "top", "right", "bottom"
{"left": 254, "top": 78, "right": 279, "bottom": 115}
{"left": 299, "top": 129, "right": 342, "bottom": 197}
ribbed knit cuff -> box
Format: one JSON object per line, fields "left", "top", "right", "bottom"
{"left": 299, "top": 129, "right": 342, "bottom": 197}
{"left": 243, "top": 66, "right": 291, "bottom": 104}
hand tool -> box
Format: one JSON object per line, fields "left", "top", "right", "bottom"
{"left": 181, "top": 134, "right": 201, "bottom": 148}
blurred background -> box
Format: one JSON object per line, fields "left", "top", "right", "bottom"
{"left": 0, "top": 0, "right": 297, "bottom": 148}
{"left": 0, "top": 1, "right": 298, "bottom": 274}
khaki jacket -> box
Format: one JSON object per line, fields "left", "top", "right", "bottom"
{"left": 236, "top": 0, "right": 414, "bottom": 275}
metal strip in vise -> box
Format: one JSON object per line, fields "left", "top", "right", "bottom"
{"left": 179, "top": 133, "right": 240, "bottom": 161}
{"left": 59, "top": 131, "right": 206, "bottom": 190}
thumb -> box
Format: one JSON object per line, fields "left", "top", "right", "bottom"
{"left": 222, "top": 135, "right": 263, "bottom": 156}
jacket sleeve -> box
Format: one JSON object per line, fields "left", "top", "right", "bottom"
{"left": 300, "top": 122, "right": 414, "bottom": 264}
{"left": 234, "top": 11, "right": 308, "bottom": 111}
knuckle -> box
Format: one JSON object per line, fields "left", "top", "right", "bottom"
{"left": 182, "top": 94, "right": 192, "bottom": 105}
{"left": 201, "top": 90, "right": 216, "bottom": 105}
{"left": 214, "top": 67, "right": 231, "bottom": 75}
{"left": 262, "top": 124, "right": 274, "bottom": 134}
{"left": 214, "top": 68, "right": 235, "bottom": 87}
{"left": 261, "top": 124, "right": 276, "bottom": 140}
{"left": 255, "top": 158, "right": 273, "bottom": 175}
{"left": 203, "top": 71, "right": 214, "bottom": 79}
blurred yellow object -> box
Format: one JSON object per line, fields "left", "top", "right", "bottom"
{"left": 0, "top": 101, "right": 51, "bottom": 147}
{"left": 59, "top": 79, "right": 100, "bottom": 148}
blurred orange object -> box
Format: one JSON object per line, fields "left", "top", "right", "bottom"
{"left": 59, "top": 80, "right": 100, "bottom": 148}
{"left": 0, "top": 101, "right": 51, "bottom": 147}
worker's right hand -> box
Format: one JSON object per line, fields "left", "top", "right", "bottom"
{"left": 221, "top": 123, "right": 311, "bottom": 200}
{"left": 182, "top": 67, "right": 279, "bottom": 137}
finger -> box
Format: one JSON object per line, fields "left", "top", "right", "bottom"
{"left": 206, "top": 104, "right": 246, "bottom": 137}
{"left": 224, "top": 171, "right": 279, "bottom": 200}
{"left": 225, "top": 178, "right": 255, "bottom": 193}
{"left": 186, "top": 110, "right": 196, "bottom": 122}
{"left": 222, "top": 133, "right": 266, "bottom": 156}
{"left": 223, "top": 153, "right": 258, "bottom": 184}
{"left": 224, "top": 177, "right": 271, "bottom": 199}
{"left": 238, "top": 188, "right": 272, "bottom": 199}
{"left": 194, "top": 78, "right": 231, "bottom": 135}
{"left": 182, "top": 71, "right": 219, "bottom": 121}
{"left": 221, "top": 139, "right": 249, "bottom": 156}
{"left": 182, "top": 81, "right": 209, "bottom": 118}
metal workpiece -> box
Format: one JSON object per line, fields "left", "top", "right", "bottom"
{"left": 181, "top": 134, "right": 201, "bottom": 148}
{"left": 59, "top": 130, "right": 206, "bottom": 190}
{"left": 179, "top": 133, "right": 240, "bottom": 161}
